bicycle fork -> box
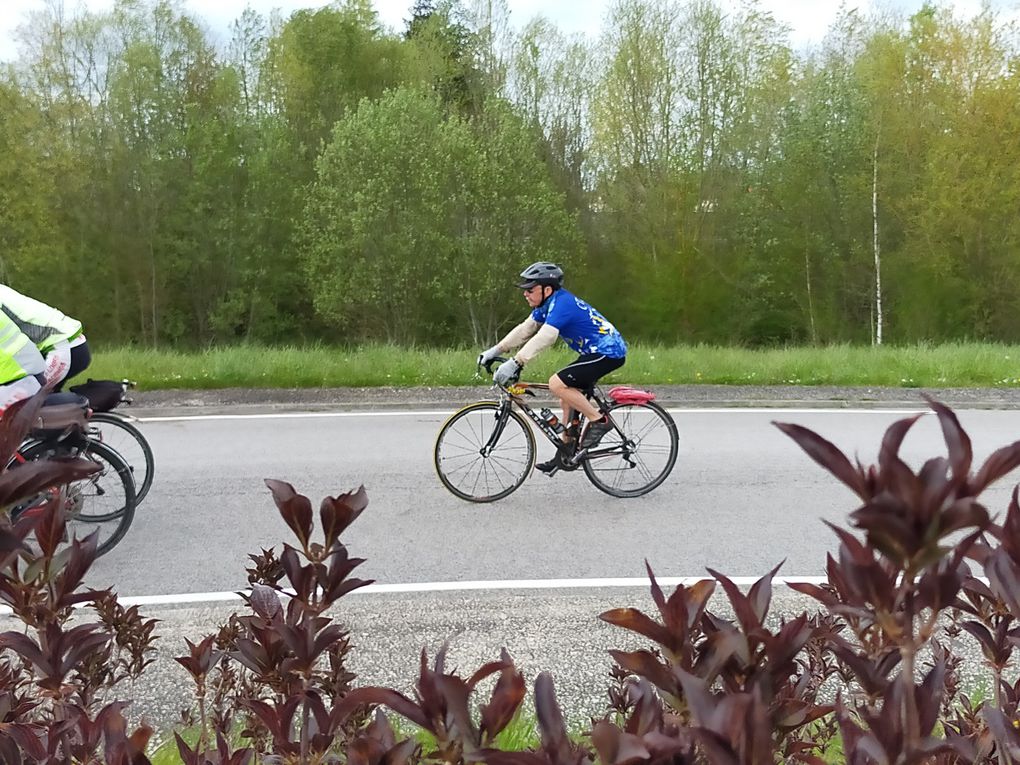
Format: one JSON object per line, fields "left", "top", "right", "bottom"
{"left": 480, "top": 402, "right": 514, "bottom": 458}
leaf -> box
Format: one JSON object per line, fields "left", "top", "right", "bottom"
{"left": 479, "top": 651, "right": 526, "bottom": 742}
{"left": 971, "top": 440, "right": 1020, "bottom": 494}
{"left": 250, "top": 583, "right": 283, "bottom": 620}
{"left": 534, "top": 672, "right": 570, "bottom": 760}
{"left": 927, "top": 398, "right": 973, "bottom": 483}
{"left": 773, "top": 421, "right": 867, "bottom": 498}
{"left": 590, "top": 722, "right": 650, "bottom": 765}
{"left": 608, "top": 650, "right": 679, "bottom": 697}
{"left": 332, "top": 687, "right": 430, "bottom": 730}
{"left": 985, "top": 548, "right": 1020, "bottom": 619}
{"left": 748, "top": 561, "right": 783, "bottom": 623}
{"left": 265, "top": 479, "right": 313, "bottom": 548}
{"left": 878, "top": 414, "right": 923, "bottom": 471}
{"left": 0, "top": 391, "right": 49, "bottom": 467}
{"left": 786, "top": 581, "right": 838, "bottom": 607}
{"left": 0, "top": 457, "right": 100, "bottom": 509}
{"left": 939, "top": 499, "right": 990, "bottom": 538}
{"left": 675, "top": 668, "right": 714, "bottom": 725}
{"left": 320, "top": 486, "right": 368, "bottom": 548}
{"left": 692, "top": 626, "right": 747, "bottom": 683}
{"left": 599, "top": 608, "right": 673, "bottom": 649}
{"left": 706, "top": 567, "right": 764, "bottom": 638}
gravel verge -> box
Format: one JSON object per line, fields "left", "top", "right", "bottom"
{"left": 126, "top": 383, "right": 1020, "bottom": 416}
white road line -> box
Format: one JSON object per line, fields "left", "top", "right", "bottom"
{"left": 0, "top": 577, "right": 830, "bottom": 613}
{"left": 139, "top": 407, "right": 928, "bottom": 422}
{"left": 1, "top": 574, "right": 995, "bottom": 614}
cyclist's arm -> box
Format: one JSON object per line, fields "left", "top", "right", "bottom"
{"left": 496, "top": 317, "right": 540, "bottom": 352}
{"left": 514, "top": 323, "right": 559, "bottom": 364}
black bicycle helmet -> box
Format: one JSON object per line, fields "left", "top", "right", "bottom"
{"left": 517, "top": 262, "right": 564, "bottom": 289}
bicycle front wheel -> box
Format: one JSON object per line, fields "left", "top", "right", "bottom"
{"left": 434, "top": 402, "right": 536, "bottom": 502}
{"left": 88, "top": 412, "right": 155, "bottom": 504}
{"left": 583, "top": 401, "right": 678, "bottom": 498}
{"left": 18, "top": 439, "right": 137, "bottom": 556}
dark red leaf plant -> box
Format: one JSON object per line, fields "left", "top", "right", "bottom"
{"left": 175, "top": 480, "right": 378, "bottom": 763}
{"left": 777, "top": 398, "right": 1020, "bottom": 762}
{"left": 0, "top": 390, "right": 159, "bottom": 763}
{"left": 332, "top": 644, "right": 532, "bottom": 765}
{"left": 598, "top": 562, "right": 833, "bottom": 763}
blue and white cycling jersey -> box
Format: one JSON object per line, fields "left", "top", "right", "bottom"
{"left": 531, "top": 289, "right": 627, "bottom": 358}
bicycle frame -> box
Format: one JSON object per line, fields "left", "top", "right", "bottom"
{"left": 491, "top": 380, "right": 631, "bottom": 468}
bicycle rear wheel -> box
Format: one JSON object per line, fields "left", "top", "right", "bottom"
{"left": 88, "top": 412, "right": 155, "bottom": 504}
{"left": 582, "top": 401, "right": 678, "bottom": 498}
{"left": 17, "top": 439, "right": 137, "bottom": 556}
{"left": 434, "top": 402, "right": 536, "bottom": 502}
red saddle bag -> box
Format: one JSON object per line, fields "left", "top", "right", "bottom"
{"left": 608, "top": 386, "right": 656, "bottom": 405}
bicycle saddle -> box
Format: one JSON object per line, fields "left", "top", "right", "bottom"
{"left": 32, "top": 398, "right": 90, "bottom": 440}
{"left": 42, "top": 392, "right": 90, "bottom": 408}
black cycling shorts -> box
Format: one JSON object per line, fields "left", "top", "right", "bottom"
{"left": 556, "top": 353, "right": 625, "bottom": 390}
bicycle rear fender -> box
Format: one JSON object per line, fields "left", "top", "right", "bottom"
{"left": 608, "top": 386, "right": 656, "bottom": 405}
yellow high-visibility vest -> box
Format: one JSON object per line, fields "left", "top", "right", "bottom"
{"left": 0, "top": 285, "right": 82, "bottom": 354}
{"left": 0, "top": 312, "right": 40, "bottom": 384}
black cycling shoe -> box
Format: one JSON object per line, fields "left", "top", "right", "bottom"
{"left": 580, "top": 417, "right": 613, "bottom": 448}
{"left": 536, "top": 443, "right": 579, "bottom": 473}
{"left": 535, "top": 453, "right": 567, "bottom": 473}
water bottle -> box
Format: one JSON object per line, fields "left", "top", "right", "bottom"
{"left": 540, "top": 407, "right": 565, "bottom": 433}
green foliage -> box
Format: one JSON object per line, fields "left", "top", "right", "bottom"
{"left": 0, "top": 78, "right": 63, "bottom": 288}
{"left": 4, "top": 0, "right": 1020, "bottom": 349}
{"left": 301, "top": 88, "right": 581, "bottom": 346}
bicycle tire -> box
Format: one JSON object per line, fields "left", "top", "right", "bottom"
{"left": 434, "top": 402, "right": 536, "bottom": 502}
{"left": 88, "top": 412, "right": 155, "bottom": 504}
{"left": 18, "top": 439, "right": 137, "bottom": 556}
{"left": 582, "top": 400, "right": 678, "bottom": 498}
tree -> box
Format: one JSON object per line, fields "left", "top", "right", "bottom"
{"left": 403, "top": 0, "right": 496, "bottom": 117}
{"left": 300, "top": 87, "right": 581, "bottom": 345}
{"left": 269, "top": 1, "right": 405, "bottom": 160}
{"left": 0, "top": 76, "right": 64, "bottom": 291}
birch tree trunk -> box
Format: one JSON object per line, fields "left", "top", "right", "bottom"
{"left": 872, "top": 131, "right": 883, "bottom": 346}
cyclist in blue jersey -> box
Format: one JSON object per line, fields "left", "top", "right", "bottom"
{"left": 478, "top": 262, "right": 627, "bottom": 473}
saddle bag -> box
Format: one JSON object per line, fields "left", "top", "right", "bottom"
{"left": 69, "top": 379, "right": 125, "bottom": 413}
{"left": 608, "top": 386, "right": 656, "bottom": 405}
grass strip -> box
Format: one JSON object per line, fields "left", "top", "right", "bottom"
{"left": 84, "top": 342, "right": 1020, "bottom": 390}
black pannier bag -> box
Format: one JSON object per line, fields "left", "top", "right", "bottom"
{"left": 69, "top": 378, "right": 125, "bottom": 413}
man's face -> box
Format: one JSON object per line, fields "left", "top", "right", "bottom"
{"left": 522, "top": 284, "right": 548, "bottom": 308}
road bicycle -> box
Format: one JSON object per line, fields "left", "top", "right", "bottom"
{"left": 433, "top": 358, "right": 679, "bottom": 501}
{"left": 69, "top": 379, "right": 155, "bottom": 504}
{"left": 10, "top": 398, "right": 137, "bottom": 556}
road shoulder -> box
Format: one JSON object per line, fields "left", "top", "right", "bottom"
{"left": 125, "top": 383, "right": 1020, "bottom": 417}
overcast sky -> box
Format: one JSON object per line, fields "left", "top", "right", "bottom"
{"left": 0, "top": 0, "right": 1016, "bottom": 61}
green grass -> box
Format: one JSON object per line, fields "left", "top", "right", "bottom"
{"left": 393, "top": 709, "right": 545, "bottom": 752}
{"left": 148, "top": 733, "right": 187, "bottom": 764}
{"left": 83, "top": 341, "right": 1020, "bottom": 390}
{"left": 146, "top": 712, "right": 544, "bottom": 763}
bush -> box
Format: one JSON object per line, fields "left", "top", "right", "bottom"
{"left": 5, "top": 395, "right": 1020, "bottom": 762}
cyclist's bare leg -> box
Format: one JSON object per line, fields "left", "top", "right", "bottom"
{"left": 549, "top": 374, "right": 601, "bottom": 443}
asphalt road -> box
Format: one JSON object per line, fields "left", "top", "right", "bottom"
{"left": 85, "top": 400, "right": 1020, "bottom": 596}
